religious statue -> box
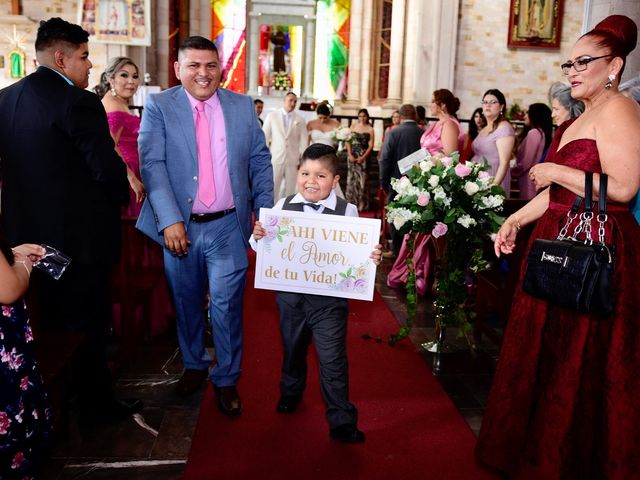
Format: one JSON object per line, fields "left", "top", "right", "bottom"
{"left": 270, "top": 28, "right": 287, "bottom": 73}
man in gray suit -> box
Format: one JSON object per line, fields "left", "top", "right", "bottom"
{"left": 379, "top": 104, "right": 423, "bottom": 255}
{"left": 136, "top": 36, "right": 273, "bottom": 415}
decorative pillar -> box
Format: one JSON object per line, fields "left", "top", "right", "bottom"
{"left": 384, "top": 0, "right": 406, "bottom": 107}
{"left": 247, "top": 13, "right": 261, "bottom": 96}
{"left": 359, "top": 3, "right": 373, "bottom": 108}
{"left": 344, "top": 0, "right": 363, "bottom": 108}
{"left": 303, "top": 18, "right": 316, "bottom": 99}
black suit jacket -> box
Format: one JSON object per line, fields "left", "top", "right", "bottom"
{"left": 0, "top": 67, "right": 128, "bottom": 264}
{"left": 379, "top": 120, "right": 424, "bottom": 199}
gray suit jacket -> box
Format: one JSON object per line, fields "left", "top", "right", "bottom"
{"left": 136, "top": 87, "right": 273, "bottom": 245}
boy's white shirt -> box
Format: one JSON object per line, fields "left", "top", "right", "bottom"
{"left": 249, "top": 190, "right": 358, "bottom": 251}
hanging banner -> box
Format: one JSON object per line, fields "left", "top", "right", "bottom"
{"left": 78, "top": 0, "right": 151, "bottom": 46}
{"left": 255, "top": 208, "right": 381, "bottom": 301}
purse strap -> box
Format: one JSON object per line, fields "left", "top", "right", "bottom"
{"left": 597, "top": 174, "right": 609, "bottom": 244}
{"left": 557, "top": 195, "right": 583, "bottom": 240}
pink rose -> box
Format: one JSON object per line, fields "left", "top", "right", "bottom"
{"left": 432, "top": 222, "right": 448, "bottom": 238}
{"left": 417, "top": 193, "right": 430, "bottom": 206}
{"left": 338, "top": 278, "right": 355, "bottom": 291}
{"left": 0, "top": 411, "right": 11, "bottom": 434}
{"left": 264, "top": 227, "right": 278, "bottom": 241}
{"left": 265, "top": 215, "right": 279, "bottom": 227}
{"left": 454, "top": 163, "right": 472, "bottom": 178}
{"left": 353, "top": 278, "right": 367, "bottom": 293}
{"left": 11, "top": 451, "right": 25, "bottom": 470}
{"left": 441, "top": 157, "right": 453, "bottom": 167}
{"left": 478, "top": 171, "right": 490, "bottom": 179}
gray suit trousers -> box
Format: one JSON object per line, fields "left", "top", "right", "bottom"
{"left": 275, "top": 292, "right": 358, "bottom": 428}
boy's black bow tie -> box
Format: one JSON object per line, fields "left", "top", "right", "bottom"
{"left": 303, "top": 202, "right": 321, "bottom": 210}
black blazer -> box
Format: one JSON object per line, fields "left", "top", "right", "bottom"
{"left": 379, "top": 120, "right": 424, "bottom": 199}
{"left": 0, "top": 67, "right": 128, "bottom": 265}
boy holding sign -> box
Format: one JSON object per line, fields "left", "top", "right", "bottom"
{"left": 252, "top": 144, "right": 382, "bottom": 443}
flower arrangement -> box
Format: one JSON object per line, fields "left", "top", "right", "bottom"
{"left": 331, "top": 126, "right": 353, "bottom": 144}
{"left": 261, "top": 214, "right": 293, "bottom": 252}
{"left": 385, "top": 152, "right": 505, "bottom": 345}
{"left": 272, "top": 71, "right": 292, "bottom": 91}
{"left": 333, "top": 263, "right": 370, "bottom": 293}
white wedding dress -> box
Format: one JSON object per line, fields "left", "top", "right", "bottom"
{"left": 308, "top": 129, "right": 344, "bottom": 199}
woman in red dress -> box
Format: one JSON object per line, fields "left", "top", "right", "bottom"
{"left": 477, "top": 15, "right": 640, "bottom": 479}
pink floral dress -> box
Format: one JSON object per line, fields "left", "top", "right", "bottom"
{"left": 0, "top": 301, "right": 52, "bottom": 479}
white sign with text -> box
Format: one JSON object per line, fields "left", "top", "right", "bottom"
{"left": 254, "top": 208, "right": 381, "bottom": 301}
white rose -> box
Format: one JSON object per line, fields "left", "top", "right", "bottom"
{"left": 464, "top": 181, "right": 480, "bottom": 195}
{"left": 393, "top": 216, "right": 407, "bottom": 229}
{"left": 457, "top": 215, "right": 477, "bottom": 228}
{"left": 420, "top": 160, "right": 435, "bottom": 173}
{"left": 428, "top": 175, "right": 440, "bottom": 188}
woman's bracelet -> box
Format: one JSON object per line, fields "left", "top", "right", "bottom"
{"left": 14, "top": 260, "right": 31, "bottom": 277}
{"left": 511, "top": 216, "right": 522, "bottom": 231}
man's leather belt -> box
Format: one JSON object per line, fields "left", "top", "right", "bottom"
{"left": 190, "top": 208, "right": 236, "bottom": 223}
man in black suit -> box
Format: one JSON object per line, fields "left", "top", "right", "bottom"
{"left": 255, "top": 98, "right": 264, "bottom": 126}
{"left": 379, "top": 104, "right": 424, "bottom": 255}
{"left": 0, "top": 18, "right": 140, "bottom": 422}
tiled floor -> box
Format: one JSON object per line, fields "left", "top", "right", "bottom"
{"left": 39, "top": 260, "right": 502, "bottom": 479}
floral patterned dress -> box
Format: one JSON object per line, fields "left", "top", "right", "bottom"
{"left": 345, "top": 132, "right": 370, "bottom": 211}
{"left": 0, "top": 301, "right": 52, "bottom": 479}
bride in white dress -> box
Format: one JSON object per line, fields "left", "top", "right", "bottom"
{"left": 306, "top": 103, "right": 344, "bottom": 198}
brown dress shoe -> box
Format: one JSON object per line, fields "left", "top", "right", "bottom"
{"left": 175, "top": 368, "right": 209, "bottom": 396}
{"left": 214, "top": 385, "right": 242, "bottom": 416}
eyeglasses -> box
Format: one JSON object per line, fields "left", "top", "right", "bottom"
{"left": 561, "top": 54, "right": 613, "bottom": 75}
{"left": 481, "top": 100, "right": 500, "bottom": 105}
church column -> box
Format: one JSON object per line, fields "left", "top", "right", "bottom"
{"left": 344, "top": 0, "right": 363, "bottom": 109}
{"left": 302, "top": 18, "right": 316, "bottom": 99}
{"left": 384, "top": 0, "right": 407, "bottom": 107}
{"left": 358, "top": 3, "right": 373, "bottom": 108}
{"left": 247, "top": 13, "right": 260, "bottom": 96}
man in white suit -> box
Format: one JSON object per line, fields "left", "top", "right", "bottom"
{"left": 262, "top": 92, "right": 309, "bottom": 202}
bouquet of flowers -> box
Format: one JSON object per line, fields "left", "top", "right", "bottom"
{"left": 385, "top": 152, "right": 505, "bottom": 345}
{"left": 331, "top": 126, "right": 353, "bottom": 144}
{"left": 272, "top": 71, "right": 292, "bottom": 91}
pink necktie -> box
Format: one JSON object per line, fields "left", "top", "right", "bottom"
{"left": 195, "top": 102, "right": 216, "bottom": 207}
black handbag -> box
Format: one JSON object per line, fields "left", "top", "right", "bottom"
{"left": 523, "top": 172, "right": 614, "bottom": 315}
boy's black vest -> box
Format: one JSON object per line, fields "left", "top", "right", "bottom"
{"left": 281, "top": 195, "right": 348, "bottom": 216}
{"left": 276, "top": 194, "right": 349, "bottom": 306}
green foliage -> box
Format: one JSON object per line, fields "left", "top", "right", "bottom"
{"left": 385, "top": 153, "right": 506, "bottom": 345}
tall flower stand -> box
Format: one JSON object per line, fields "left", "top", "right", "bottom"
{"left": 420, "top": 235, "right": 477, "bottom": 353}
{"left": 421, "top": 319, "right": 456, "bottom": 353}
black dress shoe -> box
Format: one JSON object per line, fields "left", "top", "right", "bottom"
{"left": 175, "top": 368, "right": 209, "bottom": 396}
{"left": 108, "top": 398, "right": 144, "bottom": 418}
{"left": 214, "top": 385, "right": 242, "bottom": 416}
{"left": 329, "top": 424, "right": 365, "bottom": 443}
{"left": 82, "top": 398, "right": 144, "bottom": 425}
{"left": 276, "top": 394, "right": 302, "bottom": 413}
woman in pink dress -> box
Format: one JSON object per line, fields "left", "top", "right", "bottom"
{"left": 387, "top": 89, "right": 464, "bottom": 294}
{"left": 95, "top": 58, "right": 171, "bottom": 337}
{"left": 511, "top": 103, "right": 553, "bottom": 200}
{"left": 471, "top": 89, "right": 515, "bottom": 196}
{"left": 94, "top": 56, "right": 145, "bottom": 217}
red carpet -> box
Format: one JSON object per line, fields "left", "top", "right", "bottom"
{"left": 184, "top": 264, "right": 498, "bottom": 480}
